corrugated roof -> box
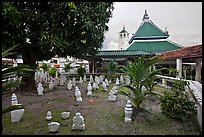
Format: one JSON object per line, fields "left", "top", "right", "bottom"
{"left": 158, "top": 44, "right": 202, "bottom": 60}
{"left": 97, "top": 50, "right": 155, "bottom": 57}
{"left": 126, "top": 40, "right": 182, "bottom": 53}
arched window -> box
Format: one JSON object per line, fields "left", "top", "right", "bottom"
{"left": 124, "top": 34, "right": 126, "bottom": 37}
{"left": 120, "top": 34, "right": 122, "bottom": 38}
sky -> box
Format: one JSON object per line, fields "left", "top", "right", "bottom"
{"left": 102, "top": 2, "right": 202, "bottom": 50}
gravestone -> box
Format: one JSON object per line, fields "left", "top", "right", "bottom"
{"left": 124, "top": 100, "right": 133, "bottom": 123}
{"left": 90, "top": 75, "right": 93, "bottom": 83}
{"left": 60, "top": 73, "right": 66, "bottom": 86}
{"left": 48, "top": 122, "right": 60, "bottom": 132}
{"left": 108, "top": 90, "right": 116, "bottom": 101}
{"left": 72, "top": 112, "right": 85, "bottom": 131}
{"left": 83, "top": 74, "right": 87, "bottom": 81}
{"left": 102, "top": 81, "right": 107, "bottom": 91}
{"left": 37, "top": 82, "right": 44, "bottom": 95}
{"left": 49, "top": 80, "right": 54, "bottom": 90}
{"left": 87, "top": 82, "right": 93, "bottom": 96}
{"left": 10, "top": 93, "right": 25, "bottom": 122}
{"left": 61, "top": 112, "right": 70, "bottom": 119}
{"left": 72, "top": 77, "right": 76, "bottom": 86}
{"left": 112, "top": 86, "right": 118, "bottom": 94}
{"left": 79, "top": 77, "right": 83, "bottom": 85}
{"left": 67, "top": 80, "right": 72, "bottom": 90}
{"left": 125, "top": 76, "right": 131, "bottom": 85}
{"left": 46, "top": 110, "right": 52, "bottom": 120}
{"left": 115, "top": 78, "right": 120, "bottom": 86}
{"left": 75, "top": 87, "right": 82, "bottom": 102}
{"left": 105, "top": 79, "right": 109, "bottom": 87}
{"left": 120, "top": 75, "right": 124, "bottom": 84}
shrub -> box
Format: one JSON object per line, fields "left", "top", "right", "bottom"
{"left": 49, "top": 67, "right": 57, "bottom": 78}
{"left": 160, "top": 78, "right": 197, "bottom": 122}
{"left": 77, "top": 65, "right": 85, "bottom": 79}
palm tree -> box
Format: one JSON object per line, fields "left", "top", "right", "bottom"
{"left": 2, "top": 45, "right": 34, "bottom": 115}
{"left": 106, "top": 60, "right": 123, "bottom": 81}
{"left": 118, "top": 57, "right": 166, "bottom": 110}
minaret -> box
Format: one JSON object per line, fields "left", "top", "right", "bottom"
{"left": 118, "top": 25, "right": 130, "bottom": 50}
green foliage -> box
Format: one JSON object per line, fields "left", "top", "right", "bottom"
{"left": 77, "top": 65, "right": 85, "bottom": 78}
{"left": 160, "top": 78, "right": 197, "bottom": 122}
{"left": 118, "top": 57, "right": 166, "bottom": 109}
{"left": 49, "top": 67, "right": 57, "bottom": 78}
{"left": 63, "top": 63, "right": 71, "bottom": 72}
{"left": 2, "top": 104, "right": 25, "bottom": 115}
{"left": 38, "top": 63, "right": 49, "bottom": 71}
{"left": 2, "top": 45, "right": 34, "bottom": 92}
{"left": 106, "top": 60, "right": 123, "bottom": 81}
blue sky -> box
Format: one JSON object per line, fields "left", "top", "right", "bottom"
{"left": 102, "top": 2, "right": 202, "bottom": 50}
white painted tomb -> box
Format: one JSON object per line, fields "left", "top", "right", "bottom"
{"left": 46, "top": 110, "right": 52, "bottom": 120}
{"left": 124, "top": 100, "right": 133, "bottom": 123}
{"left": 61, "top": 111, "right": 70, "bottom": 119}
{"left": 37, "top": 82, "right": 44, "bottom": 95}
{"left": 48, "top": 122, "right": 60, "bottom": 132}
{"left": 87, "top": 82, "right": 93, "bottom": 96}
{"left": 72, "top": 112, "right": 85, "bottom": 131}
{"left": 67, "top": 80, "right": 72, "bottom": 90}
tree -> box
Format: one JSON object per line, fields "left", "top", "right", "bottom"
{"left": 118, "top": 57, "right": 166, "bottom": 112}
{"left": 2, "top": 2, "right": 114, "bottom": 90}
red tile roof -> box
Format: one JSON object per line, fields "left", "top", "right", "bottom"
{"left": 158, "top": 44, "right": 202, "bottom": 60}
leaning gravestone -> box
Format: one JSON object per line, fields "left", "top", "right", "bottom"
{"left": 72, "top": 112, "right": 85, "bottom": 131}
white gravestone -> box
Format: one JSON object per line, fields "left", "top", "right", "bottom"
{"left": 83, "top": 75, "right": 87, "bottom": 81}
{"left": 61, "top": 111, "right": 70, "bottom": 119}
{"left": 60, "top": 73, "right": 66, "bottom": 86}
{"left": 112, "top": 86, "right": 118, "bottom": 94}
{"left": 120, "top": 75, "right": 124, "bottom": 84}
{"left": 48, "top": 122, "right": 60, "bottom": 132}
{"left": 72, "top": 77, "right": 76, "bottom": 86}
{"left": 11, "top": 93, "right": 24, "bottom": 122}
{"left": 92, "top": 82, "right": 97, "bottom": 90}
{"left": 49, "top": 80, "right": 54, "bottom": 90}
{"left": 72, "top": 112, "right": 85, "bottom": 131}
{"left": 90, "top": 75, "right": 93, "bottom": 83}
{"left": 67, "top": 80, "right": 72, "bottom": 90}
{"left": 46, "top": 110, "right": 52, "bottom": 120}
{"left": 79, "top": 77, "right": 83, "bottom": 85}
{"left": 125, "top": 76, "right": 131, "bottom": 85}
{"left": 75, "top": 87, "right": 82, "bottom": 102}
{"left": 87, "top": 82, "right": 93, "bottom": 96}
{"left": 115, "top": 78, "right": 120, "bottom": 86}
{"left": 108, "top": 90, "right": 116, "bottom": 101}
{"left": 124, "top": 100, "right": 133, "bottom": 123}
{"left": 37, "top": 82, "right": 44, "bottom": 95}
{"left": 105, "top": 79, "right": 109, "bottom": 87}
{"left": 102, "top": 81, "right": 107, "bottom": 91}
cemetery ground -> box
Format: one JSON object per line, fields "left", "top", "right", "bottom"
{"left": 2, "top": 81, "right": 201, "bottom": 135}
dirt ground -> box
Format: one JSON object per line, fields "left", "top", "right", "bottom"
{"left": 2, "top": 80, "right": 201, "bottom": 135}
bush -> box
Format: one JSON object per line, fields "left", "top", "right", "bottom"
{"left": 49, "top": 67, "right": 57, "bottom": 78}
{"left": 160, "top": 79, "right": 197, "bottom": 122}
{"left": 77, "top": 65, "right": 85, "bottom": 79}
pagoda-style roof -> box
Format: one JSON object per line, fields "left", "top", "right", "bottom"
{"left": 96, "top": 50, "right": 155, "bottom": 59}
{"left": 126, "top": 40, "right": 182, "bottom": 53}
{"left": 128, "top": 10, "right": 169, "bottom": 44}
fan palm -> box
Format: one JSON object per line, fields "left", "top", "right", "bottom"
{"left": 118, "top": 57, "right": 166, "bottom": 109}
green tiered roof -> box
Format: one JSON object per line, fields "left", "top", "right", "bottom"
{"left": 119, "top": 25, "right": 128, "bottom": 33}
{"left": 126, "top": 40, "right": 182, "bottom": 53}
{"left": 96, "top": 50, "right": 155, "bottom": 58}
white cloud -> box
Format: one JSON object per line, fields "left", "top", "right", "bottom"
{"left": 106, "top": 40, "right": 118, "bottom": 50}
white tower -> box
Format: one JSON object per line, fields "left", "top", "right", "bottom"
{"left": 118, "top": 25, "right": 130, "bottom": 50}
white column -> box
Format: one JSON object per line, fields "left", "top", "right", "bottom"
{"left": 176, "top": 58, "right": 182, "bottom": 78}
{"left": 195, "top": 58, "right": 201, "bottom": 82}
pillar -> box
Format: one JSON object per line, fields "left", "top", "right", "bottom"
{"left": 195, "top": 58, "right": 201, "bottom": 82}
{"left": 92, "top": 60, "right": 95, "bottom": 74}
{"left": 176, "top": 58, "right": 182, "bottom": 78}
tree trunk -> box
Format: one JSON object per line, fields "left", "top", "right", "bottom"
{"left": 20, "top": 49, "right": 36, "bottom": 91}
